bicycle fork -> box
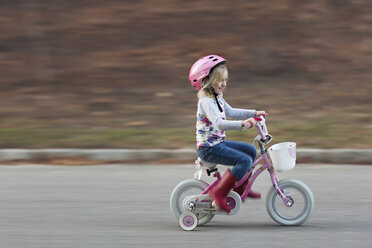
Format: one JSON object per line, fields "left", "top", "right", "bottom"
{"left": 269, "top": 169, "right": 294, "bottom": 207}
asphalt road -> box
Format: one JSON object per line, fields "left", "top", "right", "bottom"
{"left": 0, "top": 163, "right": 371, "bottom": 248}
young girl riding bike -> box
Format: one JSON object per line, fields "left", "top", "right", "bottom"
{"left": 189, "top": 55, "right": 268, "bottom": 213}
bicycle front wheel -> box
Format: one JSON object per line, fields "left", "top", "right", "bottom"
{"left": 266, "top": 179, "right": 314, "bottom": 226}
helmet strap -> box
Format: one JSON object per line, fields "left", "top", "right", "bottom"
{"left": 212, "top": 88, "right": 223, "bottom": 113}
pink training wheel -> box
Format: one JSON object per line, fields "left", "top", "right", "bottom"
{"left": 179, "top": 212, "right": 198, "bottom": 231}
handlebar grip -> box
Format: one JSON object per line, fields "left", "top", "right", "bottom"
{"left": 255, "top": 115, "right": 266, "bottom": 121}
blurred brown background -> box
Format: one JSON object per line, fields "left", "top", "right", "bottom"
{"left": 0, "top": 0, "right": 371, "bottom": 149}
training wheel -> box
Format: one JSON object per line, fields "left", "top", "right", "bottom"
{"left": 179, "top": 212, "right": 198, "bottom": 231}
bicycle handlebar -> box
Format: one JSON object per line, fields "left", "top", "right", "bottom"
{"left": 255, "top": 115, "right": 268, "bottom": 141}
{"left": 254, "top": 117, "right": 263, "bottom": 121}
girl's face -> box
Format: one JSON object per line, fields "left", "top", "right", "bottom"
{"left": 213, "top": 70, "right": 228, "bottom": 95}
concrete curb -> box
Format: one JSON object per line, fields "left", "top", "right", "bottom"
{"left": 0, "top": 148, "right": 371, "bottom": 164}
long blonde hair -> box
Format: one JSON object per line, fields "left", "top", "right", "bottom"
{"left": 197, "top": 64, "right": 228, "bottom": 99}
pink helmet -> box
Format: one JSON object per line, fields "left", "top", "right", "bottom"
{"left": 189, "top": 55, "right": 226, "bottom": 90}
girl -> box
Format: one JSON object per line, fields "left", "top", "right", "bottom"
{"left": 189, "top": 55, "right": 268, "bottom": 213}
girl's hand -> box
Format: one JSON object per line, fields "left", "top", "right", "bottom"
{"left": 242, "top": 118, "right": 256, "bottom": 129}
{"left": 255, "top": 110, "right": 268, "bottom": 118}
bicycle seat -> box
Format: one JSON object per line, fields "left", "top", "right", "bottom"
{"left": 197, "top": 157, "right": 217, "bottom": 168}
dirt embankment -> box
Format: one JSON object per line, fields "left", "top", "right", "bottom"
{"left": 0, "top": 1, "right": 371, "bottom": 148}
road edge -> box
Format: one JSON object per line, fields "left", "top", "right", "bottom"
{"left": 0, "top": 148, "right": 371, "bottom": 164}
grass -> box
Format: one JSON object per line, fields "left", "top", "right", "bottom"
{"left": 0, "top": 80, "right": 370, "bottom": 149}
{"left": 1, "top": 117, "right": 370, "bottom": 149}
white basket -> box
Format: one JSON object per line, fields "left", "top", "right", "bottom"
{"left": 268, "top": 142, "right": 296, "bottom": 172}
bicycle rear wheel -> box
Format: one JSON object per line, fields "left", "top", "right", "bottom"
{"left": 170, "top": 179, "right": 215, "bottom": 226}
{"left": 266, "top": 179, "right": 314, "bottom": 225}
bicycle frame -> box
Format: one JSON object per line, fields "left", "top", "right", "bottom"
{"left": 200, "top": 116, "right": 293, "bottom": 206}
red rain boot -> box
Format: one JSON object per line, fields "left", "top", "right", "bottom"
{"left": 208, "top": 169, "right": 238, "bottom": 213}
{"left": 234, "top": 173, "right": 261, "bottom": 199}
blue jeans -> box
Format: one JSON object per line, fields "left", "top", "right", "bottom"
{"left": 196, "top": 141, "right": 257, "bottom": 180}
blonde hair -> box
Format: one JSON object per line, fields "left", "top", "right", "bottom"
{"left": 197, "top": 64, "right": 228, "bottom": 99}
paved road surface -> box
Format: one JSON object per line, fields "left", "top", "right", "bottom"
{"left": 0, "top": 163, "right": 371, "bottom": 248}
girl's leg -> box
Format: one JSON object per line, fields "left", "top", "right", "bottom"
{"left": 224, "top": 140, "right": 257, "bottom": 160}
{"left": 197, "top": 143, "right": 257, "bottom": 212}
{"left": 224, "top": 141, "right": 261, "bottom": 198}
{"left": 197, "top": 142, "right": 253, "bottom": 180}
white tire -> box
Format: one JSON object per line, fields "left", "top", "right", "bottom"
{"left": 179, "top": 212, "right": 198, "bottom": 231}
{"left": 170, "top": 179, "right": 214, "bottom": 226}
{"left": 266, "top": 179, "right": 314, "bottom": 226}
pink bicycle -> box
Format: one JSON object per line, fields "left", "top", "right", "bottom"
{"left": 170, "top": 116, "right": 314, "bottom": 231}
